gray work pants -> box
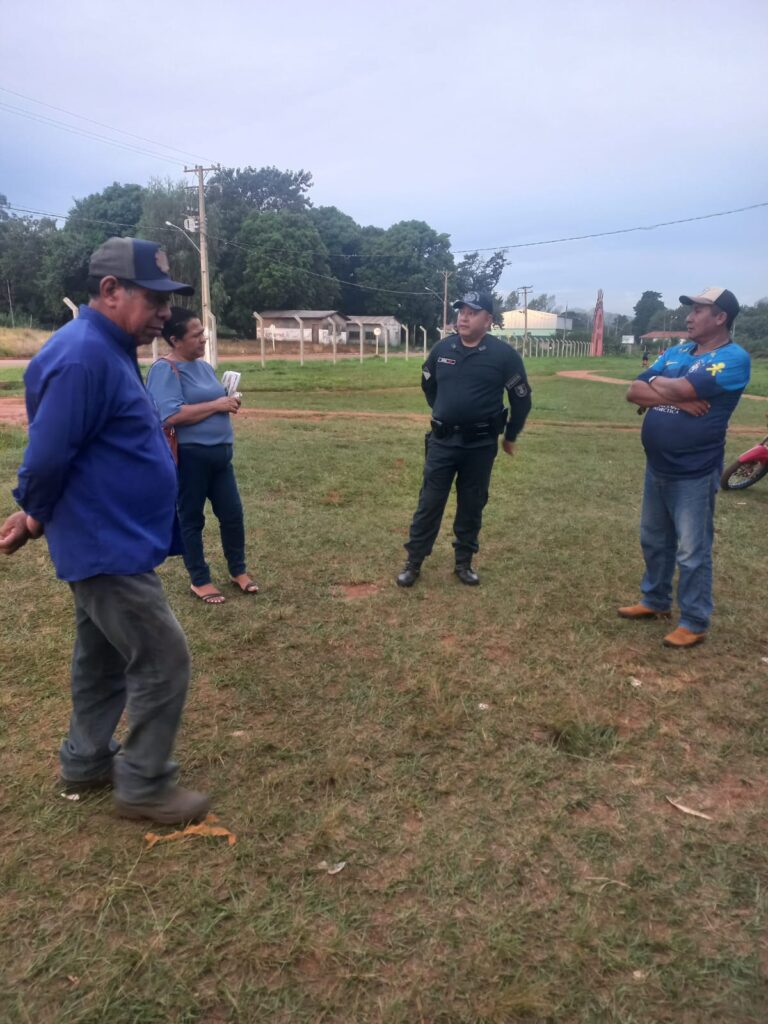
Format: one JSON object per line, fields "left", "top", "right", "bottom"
{"left": 59, "top": 572, "right": 190, "bottom": 801}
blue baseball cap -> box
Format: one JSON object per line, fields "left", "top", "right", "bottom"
{"left": 451, "top": 290, "right": 494, "bottom": 314}
{"left": 89, "top": 237, "right": 194, "bottom": 295}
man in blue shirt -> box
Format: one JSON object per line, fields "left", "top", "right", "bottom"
{"left": 620, "top": 287, "right": 750, "bottom": 648}
{"left": 0, "top": 237, "right": 211, "bottom": 824}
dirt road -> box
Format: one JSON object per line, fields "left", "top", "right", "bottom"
{"left": 1, "top": 396, "right": 763, "bottom": 435}
{"left": 557, "top": 369, "right": 768, "bottom": 402}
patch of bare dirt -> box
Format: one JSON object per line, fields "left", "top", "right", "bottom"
{"left": 558, "top": 369, "right": 631, "bottom": 385}
{"left": 339, "top": 582, "right": 381, "bottom": 600}
{"left": 570, "top": 801, "right": 624, "bottom": 827}
{"left": 0, "top": 398, "right": 27, "bottom": 425}
{"left": 2, "top": 395, "right": 763, "bottom": 435}
{"left": 557, "top": 369, "right": 768, "bottom": 402}
{"left": 680, "top": 773, "right": 768, "bottom": 819}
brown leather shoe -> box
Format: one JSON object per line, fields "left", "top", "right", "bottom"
{"left": 114, "top": 786, "right": 211, "bottom": 825}
{"left": 663, "top": 626, "right": 707, "bottom": 648}
{"left": 617, "top": 603, "right": 671, "bottom": 620}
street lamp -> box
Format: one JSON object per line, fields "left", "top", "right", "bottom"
{"left": 165, "top": 220, "right": 200, "bottom": 254}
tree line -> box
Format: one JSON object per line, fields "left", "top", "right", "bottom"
{"left": 0, "top": 169, "right": 509, "bottom": 337}
{"left": 625, "top": 290, "right": 768, "bottom": 355}
{"left": 1, "top": 170, "right": 765, "bottom": 352}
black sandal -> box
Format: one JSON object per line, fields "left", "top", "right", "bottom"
{"left": 191, "top": 586, "right": 226, "bottom": 604}
{"left": 230, "top": 576, "right": 259, "bottom": 594}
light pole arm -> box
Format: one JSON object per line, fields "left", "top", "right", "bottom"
{"left": 164, "top": 220, "right": 201, "bottom": 254}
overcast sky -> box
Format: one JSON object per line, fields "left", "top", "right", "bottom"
{"left": 2, "top": 0, "right": 767, "bottom": 313}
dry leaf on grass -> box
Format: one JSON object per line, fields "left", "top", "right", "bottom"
{"left": 665, "top": 797, "right": 713, "bottom": 821}
{"left": 144, "top": 812, "right": 236, "bottom": 848}
{"left": 315, "top": 860, "right": 347, "bottom": 875}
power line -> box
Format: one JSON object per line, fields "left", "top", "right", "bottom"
{"left": 457, "top": 202, "right": 768, "bottom": 254}
{"left": 0, "top": 101, "right": 185, "bottom": 166}
{"left": 2, "top": 86, "right": 766, "bottom": 261}
{"left": 0, "top": 85, "right": 216, "bottom": 164}
{"left": 5, "top": 199, "right": 768, "bottom": 300}
{"left": 210, "top": 234, "right": 442, "bottom": 296}
{"left": 6, "top": 204, "right": 138, "bottom": 226}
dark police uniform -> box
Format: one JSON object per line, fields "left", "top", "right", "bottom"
{"left": 401, "top": 332, "right": 531, "bottom": 578}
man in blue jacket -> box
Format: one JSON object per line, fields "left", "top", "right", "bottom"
{"left": 621, "top": 287, "right": 750, "bottom": 648}
{"left": 0, "top": 237, "right": 210, "bottom": 824}
{"left": 396, "top": 291, "right": 531, "bottom": 587}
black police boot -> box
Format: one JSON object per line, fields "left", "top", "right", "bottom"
{"left": 454, "top": 562, "right": 480, "bottom": 586}
{"left": 396, "top": 560, "right": 422, "bottom": 588}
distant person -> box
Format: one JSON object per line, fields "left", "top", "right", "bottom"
{"left": 619, "top": 287, "right": 750, "bottom": 648}
{"left": 396, "top": 291, "right": 531, "bottom": 587}
{"left": 0, "top": 237, "right": 211, "bottom": 825}
{"left": 641, "top": 349, "right": 649, "bottom": 368}
{"left": 147, "top": 307, "right": 258, "bottom": 605}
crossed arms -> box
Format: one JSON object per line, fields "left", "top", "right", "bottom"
{"left": 626, "top": 376, "right": 710, "bottom": 417}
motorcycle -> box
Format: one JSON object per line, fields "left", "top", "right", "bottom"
{"left": 721, "top": 427, "right": 768, "bottom": 491}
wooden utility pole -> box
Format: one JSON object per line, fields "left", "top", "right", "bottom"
{"left": 184, "top": 164, "right": 218, "bottom": 365}
{"left": 442, "top": 270, "right": 451, "bottom": 334}
{"left": 518, "top": 285, "right": 532, "bottom": 354}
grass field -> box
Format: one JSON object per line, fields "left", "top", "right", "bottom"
{"left": 1, "top": 358, "right": 767, "bottom": 1023}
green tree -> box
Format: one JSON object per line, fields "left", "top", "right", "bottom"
{"left": 453, "top": 250, "right": 507, "bottom": 297}
{"left": 736, "top": 299, "right": 768, "bottom": 353}
{"left": 528, "top": 292, "right": 558, "bottom": 312}
{"left": 136, "top": 178, "right": 203, "bottom": 307}
{"left": 38, "top": 182, "right": 145, "bottom": 322}
{"left": 230, "top": 211, "right": 338, "bottom": 331}
{"left": 309, "top": 206, "right": 363, "bottom": 311}
{"left": 0, "top": 209, "right": 58, "bottom": 324}
{"left": 501, "top": 289, "right": 520, "bottom": 310}
{"left": 353, "top": 220, "right": 453, "bottom": 329}
{"left": 631, "top": 290, "right": 665, "bottom": 340}
{"left": 208, "top": 166, "right": 313, "bottom": 220}
{"left": 647, "top": 305, "right": 687, "bottom": 333}
{"left": 208, "top": 166, "right": 315, "bottom": 326}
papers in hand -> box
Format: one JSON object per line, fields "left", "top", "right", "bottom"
{"left": 221, "top": 371, "right": 241, "bottom": 398}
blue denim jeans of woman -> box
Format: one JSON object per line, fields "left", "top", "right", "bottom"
{"left": 639, "top": 465, "right": 720, "bottom": 632}
{"left": 177, "top": 443, "right": 246, "bottom": 586}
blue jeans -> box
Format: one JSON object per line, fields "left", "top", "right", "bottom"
{"left": 60, "top": 572, "right": 190, "bottom": 801}
{"left": 177, "top": 443, "right": 247, "bottom": 586}
{"left": 639, "top": 465, "right": 720, "bottom": 632}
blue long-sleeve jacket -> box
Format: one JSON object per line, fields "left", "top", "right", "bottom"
{"left": 13, "top": 305, "right": 180, "bottom": 582}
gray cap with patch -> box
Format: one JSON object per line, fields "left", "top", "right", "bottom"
{"left": 89, "top": 237, "right": 194, "bottom": 295}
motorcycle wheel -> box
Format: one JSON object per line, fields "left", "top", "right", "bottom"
{"left": 720, "top": 459, "right": 768, "bottom": 491}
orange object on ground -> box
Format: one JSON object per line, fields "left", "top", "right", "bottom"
{"left": 144, "top": 812, "right": 236, "bottom": 848}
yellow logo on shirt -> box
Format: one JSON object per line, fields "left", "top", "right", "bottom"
{"left": 706, "top": 362, "right": 725, "bottom": 376}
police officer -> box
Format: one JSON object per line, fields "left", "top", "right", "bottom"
{"left": 396, "top": 291, "right": 531, "bottom": 587}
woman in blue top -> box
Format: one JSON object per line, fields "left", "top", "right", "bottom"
{"left": 147, "top": 307, "right": 259, "bottom": 604}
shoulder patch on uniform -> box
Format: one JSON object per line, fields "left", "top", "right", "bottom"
{"left": 505, "top": 373, "right": 521, "bottom": 388}
{"left": 514, "top": 382, "right": 530, "bottom": 397}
